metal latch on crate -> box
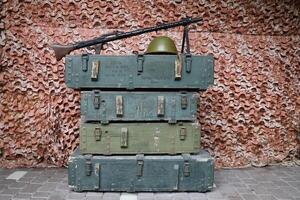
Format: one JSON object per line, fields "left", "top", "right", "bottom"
{"left": 182, "top": 154, "right": 191, "bottom": 177}
{"left": 181, "top": 95, "right": 188, "bottom": 109}
{"left": 94, "top": 127, "right": 102, "bottom": 141}
{"left": 157, "top": 96, "right": 165, "bottom": 116}
{"left": 93, "top": 90, "right": 101, "bottom": 109}
{"left": 185, "top": 54, "right": 192, "bottom": 73}
{"left": 91, "top": 60, "right": 100, "bottom": 80}
{"left": 120, "top": 127, "right": 128, "bottom": 148}
{"left": 136, "top": 154, "right": 144, "bottom": 177}
{"left": 85, "top": 155, "right": 93, "bottom": 176}
{"left": 137, "top": 54, "right": 144, "bottom": 73}
{"left": 179, "top": 127, "right": 187, "bottom": 140}
{"left": 81, "top": 54, "right": 89, "bottom": 72}
{"left": 116, "top": 95, "right": 123, "bottom": 117}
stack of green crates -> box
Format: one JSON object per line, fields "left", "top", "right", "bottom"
{"left": 65, "top": 53, "right": 215, "bottom": 192}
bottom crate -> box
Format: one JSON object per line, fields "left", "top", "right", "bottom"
{"left": 68, "top": 148, "right": 214, "bottom": 192}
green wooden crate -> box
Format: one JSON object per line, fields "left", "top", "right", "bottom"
{"left": 80, "top": 122, "right": 200, "bottom": 155}
{"left": 65, "top": 54, "right": 214, "bottom": 90}
{"left": 81, "top": 91, "right": 198, "bottom": 123}
{"left": 68, "top": 148, "right": 214, "bottom": 192}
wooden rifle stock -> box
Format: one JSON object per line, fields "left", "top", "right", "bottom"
{"left": 51, "top": 44, "right": 76, "bottom": 61}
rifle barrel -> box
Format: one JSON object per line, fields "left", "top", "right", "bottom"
{"left": 52, "top": 17, "right": 202, "bottom": 60}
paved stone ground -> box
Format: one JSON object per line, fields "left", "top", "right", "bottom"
{"left": 0, "top": 165, "right": 299, "bottom": 200}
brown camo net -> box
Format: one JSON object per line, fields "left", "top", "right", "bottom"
{"left": 0, "top": 0, "right": 299, "bottom": 168}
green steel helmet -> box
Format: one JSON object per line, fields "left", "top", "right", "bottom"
{"left": 146, "top": 36, "right": 177, "bottom": 54}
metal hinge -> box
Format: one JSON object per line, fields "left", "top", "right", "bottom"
{"left": 182, "top": 154, "right": 191, "bottom": 177}
{"left": 116, "top": 95, "right": 123, "bottom": 117}
{"left": 179, "top": 127, "right": 187, "bottom": 140}
{"left": 81, "top": 54, "right": 89, "bottom": 72}
{"left": 94, "top": 127, "right": 102, "bottom": 141}
{"left": 157, "top": 96, "right": 165, "bottom": 116}
{"left": 137, "top": 54, "right": 144, "bottom": 73}
{"left": 94, "top": 163, "right": 100, "bottom": 190}
{"left": 185, "top": 54, "right": 192, "bottom": 73}
{"left": 120, "top": 127, "right": 128, "bottom": 148}
{"left": 91, "top": 60, "right": 100, "bottom": 80}
{"left": 93, "top": 90, "right": 101, "bottom": 109}
{"left": 168, "top": 97, "right": 177, "bottom": 124}
{"left": 136, "top": 154, "right": 144, "bottom": 177}
{"left": 175, "top": 55, "right": 182, "bottom": 80}
{"left": 181, "top": 95, "right": 188, "bottom": 109}
{"left": 85, "top": 155, "right": 93, "bottom": 176}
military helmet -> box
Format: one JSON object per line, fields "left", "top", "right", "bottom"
{"left": 146, "top": 36, "right": 177, "bottom": 54}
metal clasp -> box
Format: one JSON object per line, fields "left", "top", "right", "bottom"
{"left": 175, "top": 55, "right": 182, "bottom": 80}
{"left": 181, "top": 95, "right": 188, "bottom": 109}
{"left": 85, "top": 155, "right": 93, "bottom": 176}
{"left": 93, "top": 90, "right": 101, "bottom": 109}
{"left": 91, "top": 60, "right": 100, "bottom": 80}
{"left": 183, "top": 162, "right": 190, "bottom": 177}
{"left": 136, "top": 154, "right": 144, "bottom": 177}
{"left": 116, "top": 95, "right": 123, "bottom": 117}
{"left": 120, "top": 127, "right": 128, "bottom": 148}
{"left": 185, "top": 54, "right": 192, "bottom": 73}
{"left": 81, "top": 54, "right": 88, "bottom": 72}
{"left": 182, "top": 154, "right": 191, "bottom": 177}
{"left": 179, "top": 127, "right": 187, "bottom": 140}
{"left": 157, "top": 96, "right": 165, "bottom": 116}
{"left": 137, "top": 54, "right": 144, "bottom": 73}
{"left": 94, "top": 127, "right": 102, "bottom": 141}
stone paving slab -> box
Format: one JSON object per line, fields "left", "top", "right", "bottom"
{"left": 0, "top": 165, "right": 299, "bottom": 200}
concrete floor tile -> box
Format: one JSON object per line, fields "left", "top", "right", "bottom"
{"left": 170, "top": 192, "right": 190, "bottom": 200}
{"left": 257, "top": 195, "right": 278, "bottom": 200}
{"left": 21, "top": 183, "right": 42, "bottom": 193}
{"left": 8, "top": 182, "right": 26, "bottom": 189}
{"left": 267, "top": 188, "right": 292, "bottom": 199}
{"left": 155, "top": 193, "right": 172, "bottom": 200}
{"left": 32, "top": 191, "right": 51, "bottom": 198}
{"left": 206, "top": 190, "right": 223, "bottom": 199}
{"left": 6, "top": 171, "right": 27, "bottom": 181}
{"left": 13, "top": 193, "right": 32, "bottom": 199}
{"left": 271, "top": 180, "right": 290, "bottom": 187}
{"left": 188, "top": 192, "right": 207, "bottom": 200}
{"left": 17, "top": 177, "right": 34, "bottom": 184}
{"left": 103, "top": 192, "right": 121, "bottom": 200}
{"left": 55, "top": 182, "right": 69, "bottom": 191}
{"left": 37, "top": 183, "right": 57, "bottom": 192}
{"left": 0, "top": 166, "right": 299, "bottom": 200}
{"left": 86, "top": 192, "right": 103, "bottom": 197}
{"left": 86, "top": 196, "right": 102, "bottom": 200}
{"left": 120, "top": 193, "right": 138, "bottom": 200}
{"left": 0, "top": 194, "right": 13, "bottom": 200}
{"left": 1, "top": 188, "right": 21, "bottom": 195}
{"left": 226, "top": 194, "right": 243, "bottom": 200}
{"left": 67, "top": 192, "right": 86, "bottom": 199}
{"left": 137, "top": 198, "right": 154, "bottom": 200}
{"left": 48, "top": 192, "right": 67, "bottom": 200}
{"left": 240, "top": 193, "right": 259, "bottom": 200}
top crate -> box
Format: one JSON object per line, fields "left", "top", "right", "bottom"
{"left": 64, "top": 54, "right": 214, "bottom": 90}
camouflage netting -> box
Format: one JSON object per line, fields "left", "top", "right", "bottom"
{"left": 0, "top": 0, "right": 299, "bottom": 168}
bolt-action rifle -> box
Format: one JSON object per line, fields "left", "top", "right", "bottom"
{"left": 51, "top": 17, "right": 202, "bottom": 61}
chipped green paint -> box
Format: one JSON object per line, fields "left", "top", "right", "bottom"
{"left": 65, "top": 54, "right": 214, "bottom": 90}
{"left": 68, "top": 148, "right": 214, "bottom": 192}
{"left": 81, "top": 91, "right": 198, "bottom": 123}
{"left": 80, "top": 122, "right": 201, "bottom": 155}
